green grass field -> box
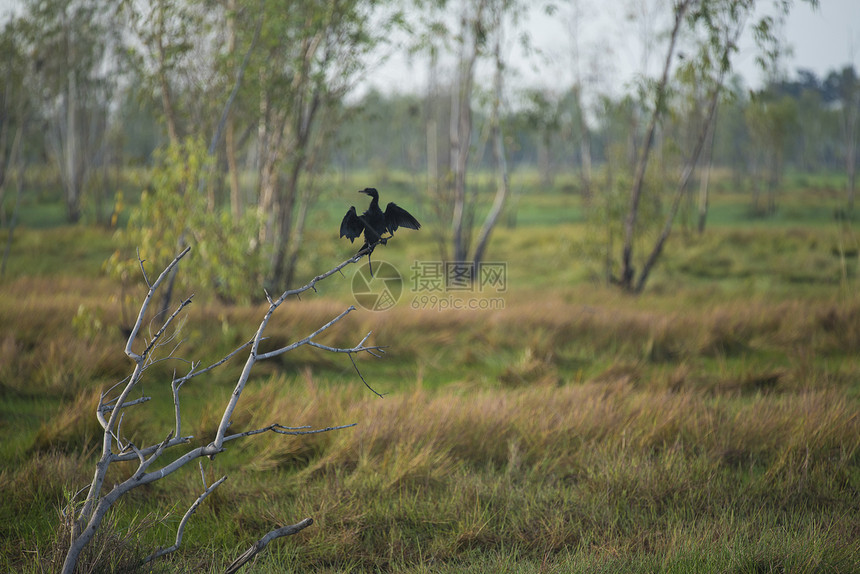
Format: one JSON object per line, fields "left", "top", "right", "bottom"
{"left": 1, "top": 173, "right": 859, "bottom": 573}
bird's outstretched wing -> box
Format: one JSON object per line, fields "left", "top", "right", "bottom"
{"left": 384, "top": 202, "right": 421, "bottom": 234}
{"left": 340, "top": 206, "right": 364, "bottom": 242}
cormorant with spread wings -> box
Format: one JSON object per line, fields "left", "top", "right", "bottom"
{"left": 340, "top": 187, "right": 420, "bottom": 275}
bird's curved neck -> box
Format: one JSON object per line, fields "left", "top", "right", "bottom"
{"left": 368, "top": 194, "right": 379, "bottom": 209}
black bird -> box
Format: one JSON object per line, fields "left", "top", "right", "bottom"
{"left": 340, "top": 187, "right": 420, "bottom": 275}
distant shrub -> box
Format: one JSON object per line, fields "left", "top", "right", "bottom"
{"left": 105, "top": 137, "right": 266, "bottom": 304}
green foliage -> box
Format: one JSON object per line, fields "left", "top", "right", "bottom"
{"left": 71, "top": 304, "right": 104, "bottom": 341}
{"left": 106, "top": 138, "right": 265, "bottom": 303}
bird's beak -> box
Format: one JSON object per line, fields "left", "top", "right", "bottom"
{"left": 358, "top": 189, "right": 368, "bottom": 194}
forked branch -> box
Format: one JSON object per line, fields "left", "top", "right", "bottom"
{"left": 61, "top": 248, "right": 381, "bottom": 574}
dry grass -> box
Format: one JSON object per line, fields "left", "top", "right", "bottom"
{"left": 197, "top": 372, "right": 859, "bottom": 571}
{"left": 233, "top": 376, "right": 860, "bottom": 483}
{"left": 2, "top": 221, "right": 860, "bottom": 572}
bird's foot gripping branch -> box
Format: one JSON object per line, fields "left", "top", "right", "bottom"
{"left": 60, "top": 246, "right": 383, "bottom": 574}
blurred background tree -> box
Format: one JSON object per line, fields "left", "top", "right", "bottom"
{"left": 0, "top": 0, "right": 853, "bottom": 295}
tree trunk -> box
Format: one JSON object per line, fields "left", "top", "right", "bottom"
{"left": 619, "top": 0, "right": 690, "bottom": 290}
{"left": 576, "top": 91, "right": 593, "bottom": 202}
{"left": 156, "top": 0, "right": 179, "bottom": 144}
{"left": 256, "top": 96, "right": 287, "bottom": 244}
{"left": 63, "top": 50, "right": 82, "bottom": 223}
{"left": 0, "top": 88, "right": 11, "bottom": 224}
{"left": 268, "top": 84, "right": 320, "bottom": 288}
{"left": 269, "top": 163, "right": 300, "bottom": 289}
{"left": 849, "top": 143, "right": 856, "bottom": 213}
{"left": 565, "top": 5, "right": 592, "bottom": 202}
{"left": 846, "top": 88, "right": 858, "bottom": 213}
{"left": 449, "top": 2, "right": 485, "bottom": 264}
{"left": 225, "top": 0, "right": 242, "bottom": 218}
{"left": 450, "top": 59, "right": 474, "bottom": 263}
{"left": 257, "top": 149, "right": 278, "bottom": 242}
{"left": 472, "top": 9, "right": 509, "bottom": 272}
{"left": 226, "top": 114, "right": 242, "bottom": 217}
{"left": 767, "top": 151, "right": 780, "bottom": 215}
{"left": 635, "top": 78, "right": 721, "bottom": 293}
{"left": 697, "top": 104, "right": 718, "bottom": 234}
{"left": 0, "top": 122, "right": 24, "bottom": 278}
{"left": 537, "top": 134, "right": 551, "bottom": 187}
{"left": 425, "top": 52, "right": 451, "bottom": 262}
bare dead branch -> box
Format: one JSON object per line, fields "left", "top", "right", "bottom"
{"left": 173, "top": 338, "right": 255, "bottom": 386}
{"left": 98, "top": 375, "right": 133, "bottom": 414}
{"left": 98, "top": 396, "right": 151, "bottom": 414}
{"left": 143, "top": 474, "right": 228, "bottom": 565}
{"left": 127, "top": 442, "right": 145, "bottom": 467}
{"left": 224, "top": 518, "right": 314, "bottom": 574}
{"left": 171, "top": 372, "right": 183, "bottom": 439}
{"left": 223, "top": 422, "right": 357, "bottom": 443}
{"left": 305, "top": 338, "right": 386, "bottom": 356}
{"left": 213, "top": 253, "right": 373, "bottom": 451}
{"left": 136, "top": 248, "right": 150, "bottom": 289}
{"left": 142, "top": 295, "right": 194, "bottom": 360}
{"left": 256, "top": 306, "right": 356, "bottom": 360}
{"left": 136, "top": 432, "right": 175, "bottom": 476}
{"left": 126, "top": 246, "right": 191, "bottom": 361}
{"left": 347, "top": 352, "right": 385, "bottom": 398}
{"left": 63, "top": 248, "right": 383, "bottom": 574}
{"left": 274, "top": 250, "right": 367, "bottom": 304}
{"left": 111, "top": 436, "right": 193, "bottom": 463}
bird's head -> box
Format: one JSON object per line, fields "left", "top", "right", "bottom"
{"left": 359, "top": 187, "right": 379, "bottom": 199}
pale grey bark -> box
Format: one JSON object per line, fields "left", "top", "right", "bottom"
{"left": 472, "top": 8, "right": 509, "bottom": 272}
{"left": 225, "top": 518, "right": 314, "bottom": 574}
{"left": 449, "top": 0, "right": 486, "bottom": 264}
{"left": 61, "top": 247, "right": 381, "bottom": 574}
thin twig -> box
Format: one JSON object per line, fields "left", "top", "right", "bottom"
{"left": 136, "top": 432, "right": 175, "bottom": 476}
{"left": 136, "top": 248, "right": 150, "bottom": 289}
{"left": 256, "top": 306, "right": 355, "bottom": 360}
{"left": 224, "top": 518, "right": 314, "bottom": 574}
{"left": 126, "top": 246, "right": 191, "bottom": 361}
{"left": 222, "top": 422, "right": 357, "bottom": 443}
{"left": 198, "top": 460, "right": 207, "bottom": 490}
{"left": 142, "top": 296, "right": 194, "bottom": 360}
{"left": 143, "top": 475, "right": 228, "bottom": 564}
{"left": 173, "top": 338, "right": 255, "bottom": 386}
{"left": 98, "top": 396, "right": 151, "bottom": 414}
{"left": 100, "top": 375, "right": 132, "bottom": 405}
{"left": 111, "top": 435, "right": 193, "bottom": 463}
{"left": 348, "top": 353, "right": 385, "bottom": 398}
{"left": 272, "top": 251, "right": 367, "bottom": 306}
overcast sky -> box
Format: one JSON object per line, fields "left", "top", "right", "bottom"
{"left": 364, "top": 0, "right": 859, "bottom": 96}
{"left": 780, "top": 0, "right": 858, "bottom": 78}
{"left": 2, "top": 0, "right": 856, "bottom": 95}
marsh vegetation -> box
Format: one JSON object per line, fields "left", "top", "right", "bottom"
{"left": 2, "top": 172, "right": 859, "bottom": 572}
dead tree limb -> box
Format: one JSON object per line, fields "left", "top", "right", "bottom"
{"left": 224, "top": 518, "right": 314, "bottom": 574}
{"left": 60, "top": 247, "right": 378, "bottom": 574}
{"left": 143, "top": 472, "right": 229, "bottom": 564}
